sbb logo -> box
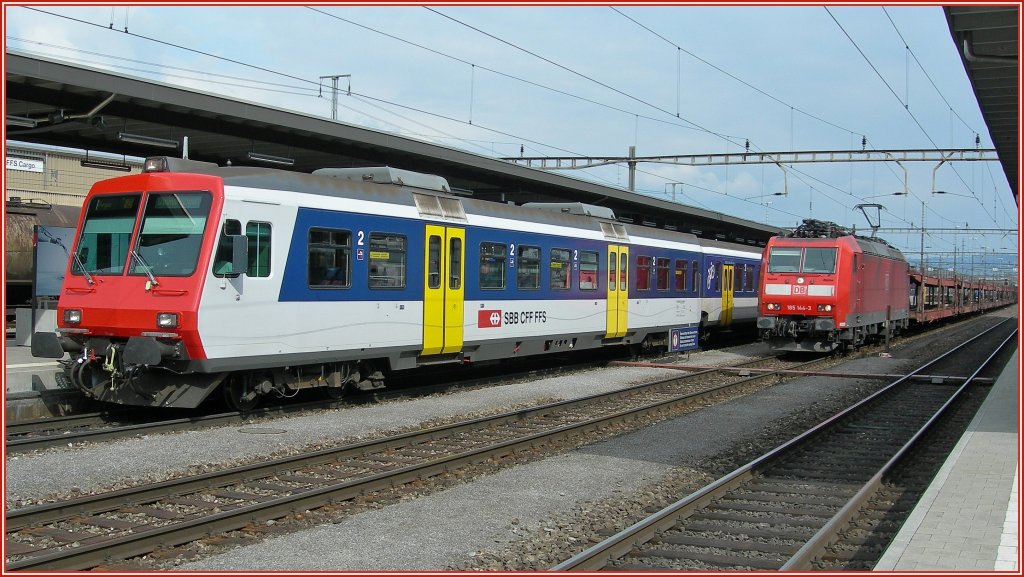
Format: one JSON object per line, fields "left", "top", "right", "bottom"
{"left": 478, "top": 309, "right": 502, "bottom": 328}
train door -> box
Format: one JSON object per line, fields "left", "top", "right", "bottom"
{"left": 422, "top": 225, "right": 465, "bottom": 355}
{"left": 721, "top": 263, "right": 734, "bottom": 326}
{"left": 606, "top": 245, "right": 629, "bottom": 338}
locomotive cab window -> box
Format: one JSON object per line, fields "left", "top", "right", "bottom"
{"left": 803, "top": 248, "right": 837, "bottom": 274}
{"left": 767, "top": 247, "right": 801, "bottom": 273}
{"left": 368, "top": 233, "right": 407, "bottom": 289}
{"left": 73, "top": 193, "right": 142, "bottom": 277}
{"left": 213, "top": 219, "right": 242, "bottom": 277}
{"left": 132, "top": 191, "right": 211, "bottom": 277}
{"left": 579, "top": 250, "right": 599, "bottom": 290}
{"left": 550, "top": 248, "right": 571, "bottom": 290}
{"left": 479, "top": 242, "right": 506, "bottom": 289}
{"left": 308, "top": 228, "right": 351, "bottom": 288}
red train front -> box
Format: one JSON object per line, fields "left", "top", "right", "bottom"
{"left": 757, "top": 219, "right": 910, "bottom": 352}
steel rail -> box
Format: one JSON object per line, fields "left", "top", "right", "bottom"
{"left": 551, "top": 317, "right": 1015, "bottom": 571}
{"left": 6, "top": 356, "right": 821, "bottom": 570}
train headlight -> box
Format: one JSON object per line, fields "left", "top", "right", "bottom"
{"left": 64, "top": 309, "right": 82, "bottom": 325}
{"left": 156, "top": 312, "right": 179, "bottom": 328}
{"left": 817, "top": 304, "right": 833, "bottom": 312}
{"left": 765, "top": 303, "right": 781, "bottom": 311}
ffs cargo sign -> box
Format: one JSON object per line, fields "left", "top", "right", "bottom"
{"left": 6, "top": 156, "right": 44, "bottom": 173}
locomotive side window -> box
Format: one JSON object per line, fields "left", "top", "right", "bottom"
{"left": 636, "top": 255, "right": 653, "bottom": 291}
{"left": 656, "top": 257, "right": 670, "bottom": 291}
{"left": 479, "top": 242, "right": 506, "bottom": 289}
{"left": 767, "top": 247, "right": 801, "bottom": 273}
{"left": 803, "top": 248, "right": 837, "bottom": 273}
{"left": 132, "top": 191, "right": 211, "bottom": 277}
{"left": 550, "top": 248, "right": 571, "bottom": 290}
{"left": 308, "top": 228, "right": 351, "bottom": 288}
{"left": 213, "top": 219, "right": 242, "bottom": 277}
{"left": 368, "top": 233, "right": 407, "bottom": 289}
{"left": 74, "top": 194, "right": 142, "bottom": 276}
{"left": 516, "top": 245, "right": 541, "bottom": 290}
{"left": 579, "top": 250, "right": 599, "bottom": 290}
{"left": 675, "top": 260, "right": 688, "bottom": 292}
{"left": 246, "top": 222, "right": 271, "bottom": 277}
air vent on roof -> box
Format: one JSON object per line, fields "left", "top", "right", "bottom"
{"left": 600, "top": 222, "right": 629, "bottom": 241}
{"left": 413, "top": 193, "right": 466, "bottom": 222}
{"left": 313, "top": 166, "right": 451, "bottom": 194}
{"left": 521, "top": 202, "right": 616, "bottom": 220}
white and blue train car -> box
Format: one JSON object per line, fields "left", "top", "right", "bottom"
{"left": 33, "top": 158, "right": 763, "bottom": 409}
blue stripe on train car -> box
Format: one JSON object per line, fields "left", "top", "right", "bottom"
{"left": 279, "top": 207, "right": 425, "bottom": 302}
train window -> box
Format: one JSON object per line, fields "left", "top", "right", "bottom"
{"left": 308, "top": 228, "right": 351, "bottom": 289}
{"left": 619, "top": 253, "right": 628, "bottom": 291}
{"left": 767, "top": 248, "right": 801, "bottom": 273}
{"left": 449, "top": 237, "right": 462, "bottom": 290}
{"left": 132, "top": 192, "right": 211, "bottom": 277}
{"left": 75, "top": 194, "right": 142, "bottom": 277}
{"left": 733, "top": 265, "right": 742, "bottom": 292}
{"left": 479, "top": 242, "right": 506, "bottom": 289}
{"left": 636, "top": 255, "right": 653, "bottom": 291}
{"left": 691, "top": 260, "right": 699, "bottom": 292}
{"left": 803, "top": 248, "right": 837, "bottom": 274}
{"left": 213, "top": 219, "right": 242, "bottom": 277}
{"left": 675, "top": 260, "right": 688, "bottom": 292}
{"left": 714, "top": 262, "right": 721, "bottom": 292}
{"left": 246, "top": 222, "right": 271, "bottom": 278}
{"left": 744, "top": 265, "right": 755, "bottom": 293}
{"left": 368, "top": 233, "right": 407, "bottom": 289}
{"left": 656, "top": 257, "right": 670, "bottom": 291}
{"left": 550, "top": 248, "right": 571, "bottom": 290}
{"left": 608, "top": 252, "right": 617, "bottom": 292}
{"left": 579, "top": 250, "right": 599, "bottom": 290}
{"left": 428, "top": 235, "right": 442, "bottom": 289}
{"left": 517, "top": 245, "right": 541, "bottom": 290}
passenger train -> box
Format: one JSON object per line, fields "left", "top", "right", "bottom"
{"left": 33, "top": 157, "right": 764, "bottom": 409}
{"left": 757, "top": 219, "right": 1016, "bottom": 352}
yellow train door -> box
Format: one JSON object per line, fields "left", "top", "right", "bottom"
{"left": 422, "top": 225, "right": 465, "bottom": 355}
{"left": 605, "top": 245, "right": 629, "bottom": 338}
{"left": 721, "top": 263, "right": 734, "bottom": 327}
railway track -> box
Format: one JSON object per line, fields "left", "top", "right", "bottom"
{"left": 5, "top": 354, "right": 826, "bottom": 570}
{"left": 552, "top": 318, "right": 1016, "bottom": 571}
{"left": 4, "top": 355, "right": 613, "bottom": 454}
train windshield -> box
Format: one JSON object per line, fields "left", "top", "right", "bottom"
{"left": 73, "top": 194, "right": 142, "bottom": 276}
{"left": 130, "top": 192, "right": 212, "bottom": 277}
{"left": 767, "top": 247, "right": 801, "bottom": 273}
{"left": 767, "top": 246, "right": 838, "bottom": 274}
{"left": 802, "top": 248, "right": 837, "bottom": 273}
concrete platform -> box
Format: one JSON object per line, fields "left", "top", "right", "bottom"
{"left": 875, "top": 350, "right": 1019, "bottom": 571}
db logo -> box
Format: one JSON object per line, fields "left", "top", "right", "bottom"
{"left": 792, "top": 286, "right": 807, "bottom": 295}
{"left": 478, "top": 309, "right": 502, "bottom": 328}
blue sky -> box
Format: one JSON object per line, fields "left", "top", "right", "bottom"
{"left": 4, "top": 4, "right": 1019, "bottom": 275}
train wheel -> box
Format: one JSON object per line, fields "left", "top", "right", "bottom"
{"left": 223, "top": 374, "right": 260, "bottom": 412}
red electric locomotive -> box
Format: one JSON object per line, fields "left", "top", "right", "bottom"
{"left": 757, "top": 219, "right": 910, "bottom": 352}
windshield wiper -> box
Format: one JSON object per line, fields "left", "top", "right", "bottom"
{"left": 71, "top": 251, "right": 95, "bottom": 286}
{"left": 131, "top": 249, "right": 160, "bottom": 288}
